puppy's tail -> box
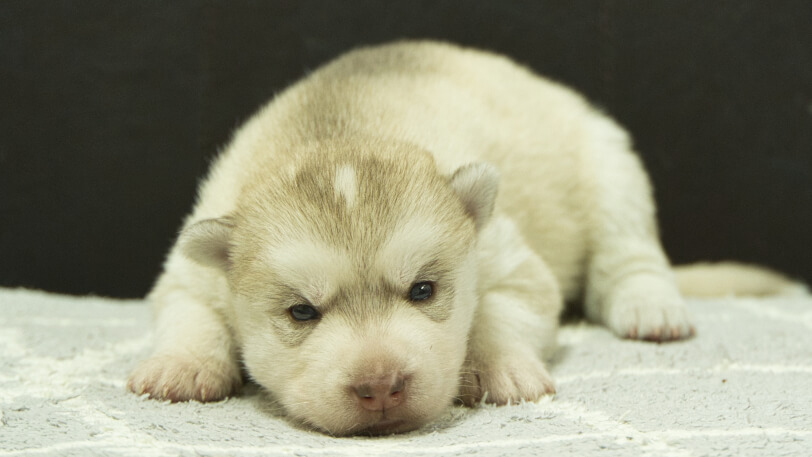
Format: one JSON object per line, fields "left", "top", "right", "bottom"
{"left": 673, "top": 261, "right": 808, "bottom": 298}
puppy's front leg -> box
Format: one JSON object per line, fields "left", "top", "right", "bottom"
{"left": 458, "top": 217, "right": 562, "bottom": 406}
{"left": 128, "top": 287, "right": 241, "bottom": 402}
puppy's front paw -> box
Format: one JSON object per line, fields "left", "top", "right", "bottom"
{"left": 127, "top": 354, "right": 241, "bottom": 402}
{"left": 605, "top": 276, "right": 694, "bottom": 341}
{"left": 458, "top": 353, "right": 555, "bottom": 406}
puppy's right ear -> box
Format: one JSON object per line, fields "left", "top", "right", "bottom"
{"left": 178, "top": 217, "right": 234, "bottom": 271}
{"left": 448, "top": 162, "right": 499, "bottom": 232}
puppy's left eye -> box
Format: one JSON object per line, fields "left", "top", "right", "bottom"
{"left": 289, "top": 304, "right": 320, "bottom": 321}
{"left": 409, "top": 281, "right": 434, "bottom": 301}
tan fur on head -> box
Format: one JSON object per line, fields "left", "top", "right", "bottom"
{"left": 178, "top": 138, "right": 494, "bottom": 434}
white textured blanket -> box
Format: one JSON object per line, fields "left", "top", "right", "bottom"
{"left": 1, "top": 287, "right": 810, "bottom": 456}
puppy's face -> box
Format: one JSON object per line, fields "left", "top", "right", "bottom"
{"left": 182, "top": 140, "right": 497, "bottom": 435}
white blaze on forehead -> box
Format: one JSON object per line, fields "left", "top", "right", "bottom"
{"left": 333, "top": 164, "right": 358, "bottom": 208}
{"left": 375, "top": 218, "right": 445, "bottom": 287}
{"left": 265, "top": 239, "right": 354, "bottom": 304}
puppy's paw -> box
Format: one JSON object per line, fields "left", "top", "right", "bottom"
{"left": 605, "top": 276, "right": 694, "bottom": 341}
{"left": 458, "top": 353, "right": 555, "bottom": 406}
{"left": 127, "top": 354, "right": 241, "bottom": 402}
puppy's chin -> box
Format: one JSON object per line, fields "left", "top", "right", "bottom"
{"left": 306, "top": 416, "right": 421, "bottom": 437}
{"left": 347, "top": 418, "right": 418, "bottom": 437}
{"left": 357, "top": 419, "right": 411, "bottom": 436}
{"left": 300, "top": 401, "right": 448, "bottom": 437}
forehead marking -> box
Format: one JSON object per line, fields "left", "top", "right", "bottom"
{"left": 333, "top": 164, "right": 358, "bottom": 209}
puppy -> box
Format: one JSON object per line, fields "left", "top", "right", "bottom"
{"left": 128, "top": 41, "right": 750, "bottom": 435}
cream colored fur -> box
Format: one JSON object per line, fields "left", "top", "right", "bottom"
{"left": 127, "top": 41, "right": 801, "bottom": 435}
{"left": 674, "top": 262, "right": 808, "bottom": 298}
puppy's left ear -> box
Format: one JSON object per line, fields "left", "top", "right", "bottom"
{"left": 178, "top": 217, "right": 235, "bottom": 271}
{"left": 449, "top": 163, "right": 499, "bottom": 231}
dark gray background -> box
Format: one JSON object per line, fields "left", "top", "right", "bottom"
{"left": 1, "top": 1, "right": 810, "bottom": 298}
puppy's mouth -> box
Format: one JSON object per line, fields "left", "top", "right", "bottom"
{"left": 356, "top": 418, "right": 408, "bottom": 436}
{"left": 340, "top": 409, "right": 432, "bottom": 436}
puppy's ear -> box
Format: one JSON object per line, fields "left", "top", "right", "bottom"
{"left": 178, "top": 217, "right": 235, "bottom": 270}
{"left": 449, "top": 163, "right": 499, "bottom": 231}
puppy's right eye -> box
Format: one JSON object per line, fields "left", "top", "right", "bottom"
{"left": 409, "top": 281, "right": 434, "bottom": 301}
{"left": 289, "top": 304, "right": 320, "bottom": 321}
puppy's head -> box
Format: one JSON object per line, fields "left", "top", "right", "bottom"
{"left": 181, "top": 139, "right": 497, "bottom": 435}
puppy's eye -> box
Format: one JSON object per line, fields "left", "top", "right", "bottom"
{"left": 409, "top": 281, "right": 434, "bottom": 301}
{"left": 289, "top": 304, "right": 320, "bottom": 321}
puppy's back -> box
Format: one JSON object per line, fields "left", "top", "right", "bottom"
{"left": 189, "top": 41, "right": 616, "bottom": 299}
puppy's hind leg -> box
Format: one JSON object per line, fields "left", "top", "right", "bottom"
{"left": 128, "top": 269, "right": 241, "bottom": 402}
{"left": 458, "top": 216, "right": 562, "bottom": 406}
{"left": 581, "top": 115, "right": 693, "bottom": 341}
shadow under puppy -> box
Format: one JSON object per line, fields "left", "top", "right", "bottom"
{"left": 129, "top": 41, "right": 759, "bottom": 435}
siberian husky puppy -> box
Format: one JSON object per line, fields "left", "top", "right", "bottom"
{"left": 128, "top": 41, "right": 771, "bottom": 435}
